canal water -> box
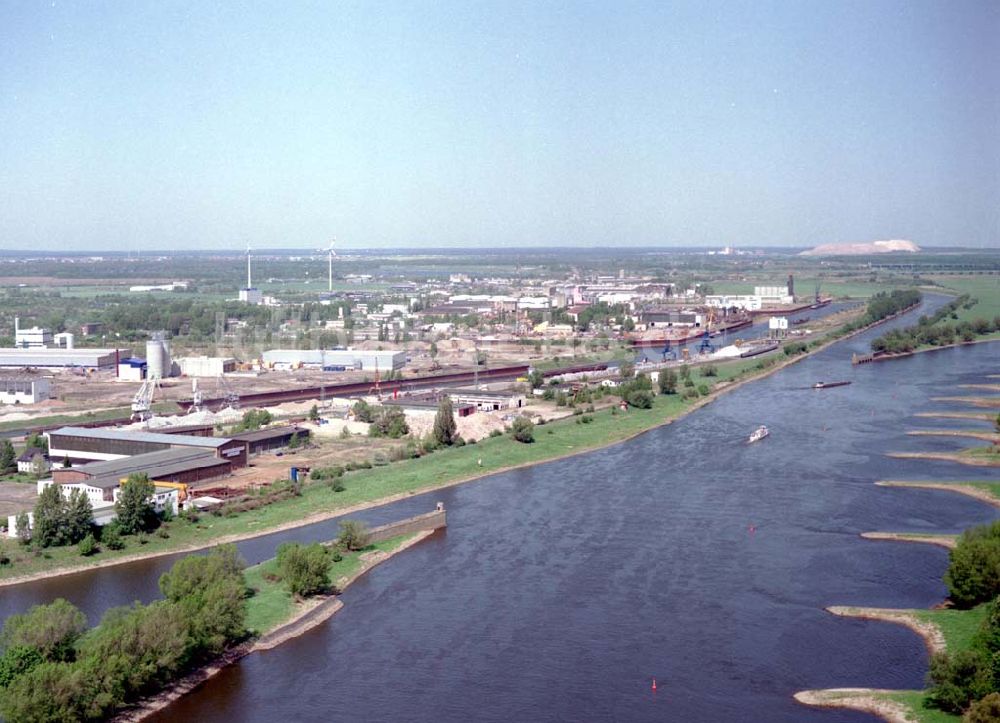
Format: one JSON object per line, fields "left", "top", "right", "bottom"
{"left": 4, "top": 296, "right": 999, "bottom": 722}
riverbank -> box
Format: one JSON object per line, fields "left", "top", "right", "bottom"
{"left": 886, "top": 451, "right": 1000, "bottom": 468}
{"left": 0, "top": 300, "right": 879, "bottom": 587}
{"left": 875, "top": 480, "right": 1000, "bottom": 509}
{"left": 906, "top": 430, "right": 1000, "bottom": 444}
{"left": 115, "top": 529, "right": 436, "bottom": 722}
{"left": 826, "top": 606, "right": 946, "bottom": 654}
{"left": 859, "top": 532, "right": 957, "bottom": 549}
{"left": 793, "top": 689, "right": 920, "bottom": 723}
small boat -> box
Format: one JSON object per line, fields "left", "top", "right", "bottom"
{"left": 747, "top": 425, "right": 769, "bottom": 443}
{"left": 812, "top": 381, "right": 852, "bottom": 389}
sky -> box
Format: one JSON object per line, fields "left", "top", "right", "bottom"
{"left": 1, "top": 0, "right": 998, "bottom": 251}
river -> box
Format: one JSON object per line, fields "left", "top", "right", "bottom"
{"left": 4, "top": 296, "right": 999, "bottom": 722}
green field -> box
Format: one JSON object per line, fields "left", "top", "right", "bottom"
{"left": 933, "top": 277, "right": 1000, "bottom": 323}
{"left": 882, "top": 691, "right": 959, "bottom": 723}
{"left": 243, "top": 533, "right": 413, "bottom": 635}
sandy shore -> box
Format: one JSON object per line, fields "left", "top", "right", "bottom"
{"left": 876, "top": 480, "right": 1000, "bottom": 509}
{"left": 793, "top": 689, "right": 917, "bottom": 723}
{"left": 826, "top": 606, "right": 945, "bottom": 655}
{"left": 931, "top": 395, "right": 1000, "bottom": 408}
{"left": 906, "top": 429, "right": 1000, "bottom": 443}
{"left": 1, "top": 304, "right": 877, "bottom": 589}
{"left": 860, "top": 531, "right": 957, "bottom": 549}
{"left": 914, "top": 411, "right": 994, "bottom": 421}
{"left": 886, "top": 451, "right": 1000, "bottom": 468}
{"left": 115, "top": 529, "right": 436, "bottom": 722}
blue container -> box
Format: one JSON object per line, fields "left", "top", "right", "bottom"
{"left": 290, "top": 467, "right": 298, "bottom": 482}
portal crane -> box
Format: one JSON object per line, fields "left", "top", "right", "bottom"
{"left": 698, "top": 307, "right": 716, "bottom": 354}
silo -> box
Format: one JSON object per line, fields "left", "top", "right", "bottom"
{"left": 146, "top": 340, "right": 164, "bottom": 379}
{"left": 64, "top": 333, "right": 75, "bottom": 349}
{"left": 160, "top": 339, "right": 172, "bottom": 377}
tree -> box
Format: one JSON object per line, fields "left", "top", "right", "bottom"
{"left": 433, "top": 396, "right": 458, "bottom": 447}
{"left": 351, "top": 399, "right": 376, "bottom": 423}
{"left": 287, "top": 431, "right": 302, "bottom": 449}
{"left": 23, "top": 433, "right": 48, "bottom": 455}
{"left": 0, "top": 440, "right": 15, "bottom": 474}
{"left": 429, "top": 341, "right": 438, "bottom": 360}
{"left": 307, "top": 404, "right": 319, "bottom": 422}
{"left": 65, "top": 490, "right": 93, "bottom": 545}
{"left": 33, "top": 485, "right": 68, "bottom": 548}
{"left": 511, "top": 416, "right": 535, "bottom": 443}
{"left": 14, "top": 511, "right": 30, "bottom": 545}
{"left": 369, "top": 407, "right": 409, "bottom": 438}
{"left": 337, "top": 520, "right": 370, "bottom": 551}
{"left": 114, "top": 474, "right": 156, "bottom": 536}
{"left": 618, "top": 362, "right": 635, "bottom": 380}
{"left": 0, "top": 645, "right": 43, "bottom": 689}
{"left": 0, "top": 598, "right": 87, "bottom": 662}
{"left": 626, "top": 390, "right": 654, "bottom": 409}
{"left": 658, "top": 370, "right": 678, "bottom": 395}
{"left": 77, "top": 534, "right": 97, "bottom": 557}
{"left": 927, "top": 649, "right": 993, "bottom": 714}
{"left": 61, "top": 455, "right": 71, "bottom": 469}
{"left": 966, "top": 693, "right": 1000, "bottom": 722}
{"left": 275, "top": 542, "right": 331, "bottom": 597}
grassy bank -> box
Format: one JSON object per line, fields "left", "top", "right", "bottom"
{"left": 243, "top": 533, "right": 412, "bottom": 635}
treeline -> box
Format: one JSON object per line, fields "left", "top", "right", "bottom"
{"left": 825, "top": 289, "right": 922, "bottom": 342}
{"left": 926, "top": 521, "right": 1000, "bottom": 717}
{"left": 0, "top": 546, "right": 246, "bottom": 722}
{"left": 871, "top": 294, "right": 999, "bottom": 354}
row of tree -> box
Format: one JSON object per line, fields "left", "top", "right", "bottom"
{"left": 0, "top": 546, "right": 247, "bottom": 722}
{"left": 871, "top": 295, "right": 1000, "bottom": 354}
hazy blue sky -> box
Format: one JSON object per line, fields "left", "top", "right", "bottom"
{"left": 1, "top": 0, "right": 997, "bottom": 250}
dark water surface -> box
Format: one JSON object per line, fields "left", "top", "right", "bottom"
{"left": 5, "top": 297, "right": 1000, "bottom": 722}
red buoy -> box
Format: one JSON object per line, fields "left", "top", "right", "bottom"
{"left": 652, "top": 678, "right": 657, "bottom": 692}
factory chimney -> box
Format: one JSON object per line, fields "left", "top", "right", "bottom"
{"left": 787, "top": 274, "right": 794, "bottom": 297}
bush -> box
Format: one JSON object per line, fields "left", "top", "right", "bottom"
{"left": 275, "top": 542, "right": 330, "bottom": 597}
{"left": 101, "top": 523, "right": 125, "bottom": 550}
{"left": 697, "top": 384, "right": 710, "bottom": 397}
{"left": 626, "top": 390, "right": 653, "bottom": 409}
{"left": 511, "top": 416, "right": 535, "bottom": 443}
{"left": 699, "top": 364, "right": 718, "bottom": 377}
{"left": 489, "top": 429, "right": 503, "bottom": 438}
{"left": 330, "top": 480, "right": 346, "bottom": 493}
{"left": 945, "top": 521, "right": 1000, "bottom": 607}
{"left": 337, "top": 520, "right": 370, "bottom": 551}
{"left": 966, "top": 692, "right": 1000, "bottom": 722}
{"left": 78, "top": 533, "right": 97, "bottom": 557}
{"left": 927, "top": 650, "right": 993, "bottom": 714}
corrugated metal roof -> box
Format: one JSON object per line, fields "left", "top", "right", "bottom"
{"left": 230, "top": 425, "right": 308, "bottom": 443}
{"left": 50, "top": 426, "right": 229, "bottom": 448}
{"left": 71, "top": 448, "right": 229, "bottom": 481}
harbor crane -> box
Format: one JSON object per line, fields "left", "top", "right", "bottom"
{"left": 698, "top": 308, "right": 716, "bottom": 355}
{"left": 131, "top": 376, "right": 160, "bottom": 422}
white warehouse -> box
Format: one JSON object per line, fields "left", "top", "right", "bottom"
{"left": 0, "top": 377, "right": 51, "bottom": 405}
{"left": 263, "top": 349, "right": 406, "bottom": 371}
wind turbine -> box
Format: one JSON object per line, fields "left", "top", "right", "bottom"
{"left": 327, "top": 239, "right": 337, "bottom": 292}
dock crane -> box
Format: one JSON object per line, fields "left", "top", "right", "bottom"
{"left": 698, "top": 308, "right": 716, "bottom": 355}
{"left": 217, "top": 374, "right": 240, "bottom": 410}
{"left": 130, "top": 376, "right": 160, "bottom": 422}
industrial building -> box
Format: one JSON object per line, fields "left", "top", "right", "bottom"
{"left": 51, "top": 447, "right": 233, "bottom": 489}
{"left": 230, "top": 425, "right": 310, "bottom": 455}
{"left": 117, "top": 357, "right": 148, "bottom": 381}
{"left": 46, "top": 427, "right": 248, "bottom": 467}
{"left": 263, "top": 349, "right": 406, "bottom": 371}
{"left": 0, "top": 348, "right": 126, "bottom": 370}
{"left": 0, "top": 376, "right": 51, "bottom": 404}
{"left": 449, "top": 389, "right": 526, "bottom": 411}
{"left": 13, "top": 317, "right": 52, "bottom": 348}
{"left": 381, "top": 398, "right": 476, "bottom": 417}
{"left": 176, "top": 356, "right": 237, "bottom": 377}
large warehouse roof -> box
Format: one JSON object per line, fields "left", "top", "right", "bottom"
{"left": 0, "top": 348, "right": 127, "bottom": 368}
{"left": 49, "top": 427, "right": 230, "bottom": 449}
{"left": 70, "top": 448, "right": 223, "bottom": 479}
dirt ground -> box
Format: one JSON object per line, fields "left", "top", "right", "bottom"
{"left": 0, "top": 481, "right": 37, "bottom": 518}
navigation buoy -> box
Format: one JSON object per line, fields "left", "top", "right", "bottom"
{"left": 749, "top": 524, "right": 756, "bottom": 534}
{"left": 652, "top": 678, "right": 657, "bottom": 692}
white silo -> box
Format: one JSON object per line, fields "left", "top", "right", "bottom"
{"left": 160, "top": 338, "right": 173, "bottom": 377}
{"left": 146, "top": 340, "right": 164, "bottom": 379}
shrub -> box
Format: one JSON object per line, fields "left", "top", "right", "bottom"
{"left": 330, "top": 480, "right": 346, "bottom": 493}
{"left": 626, "top": 390, "right": 653, "bottom": 409}
{"left": 945, "top": 521, "right": 1000, "bottom": 607}
{"left": 697, "top": 384, "right": 710, "bottom": 397}
{"left": 489, "top": 429, "right": 503, "bottom": 438}
{"left": 102, "top": 523, "right": 125, "bottom": 551}
{"left": 699, "top": 365, "right": 718, "bottom": 377}
{"left": 511, "top": 416, "right": 535, "bottom": 443}
{"left": 927, "top": 649, "right": 993, "bottom": 714}
{"left": 966, "top": 692, "right": 1000, "bottom": 722}
{"left": 337, "top": 520, "right": 370, "bottom": 551}
{"left": 275, "top": 542, "right": 330, "bottom": 597}
{"left": 78, "top": 533, "right": 97, "bottom": 557}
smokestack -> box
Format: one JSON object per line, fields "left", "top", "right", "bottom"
{"left": 246, "top": 246, "right": 252, "bottom": 289}
{"left": 787, "top": 274, "right": 794, "bottom": 297}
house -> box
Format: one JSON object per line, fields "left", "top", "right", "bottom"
{"left": 16, "top": 449, "right": 49, "bottom": 475}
